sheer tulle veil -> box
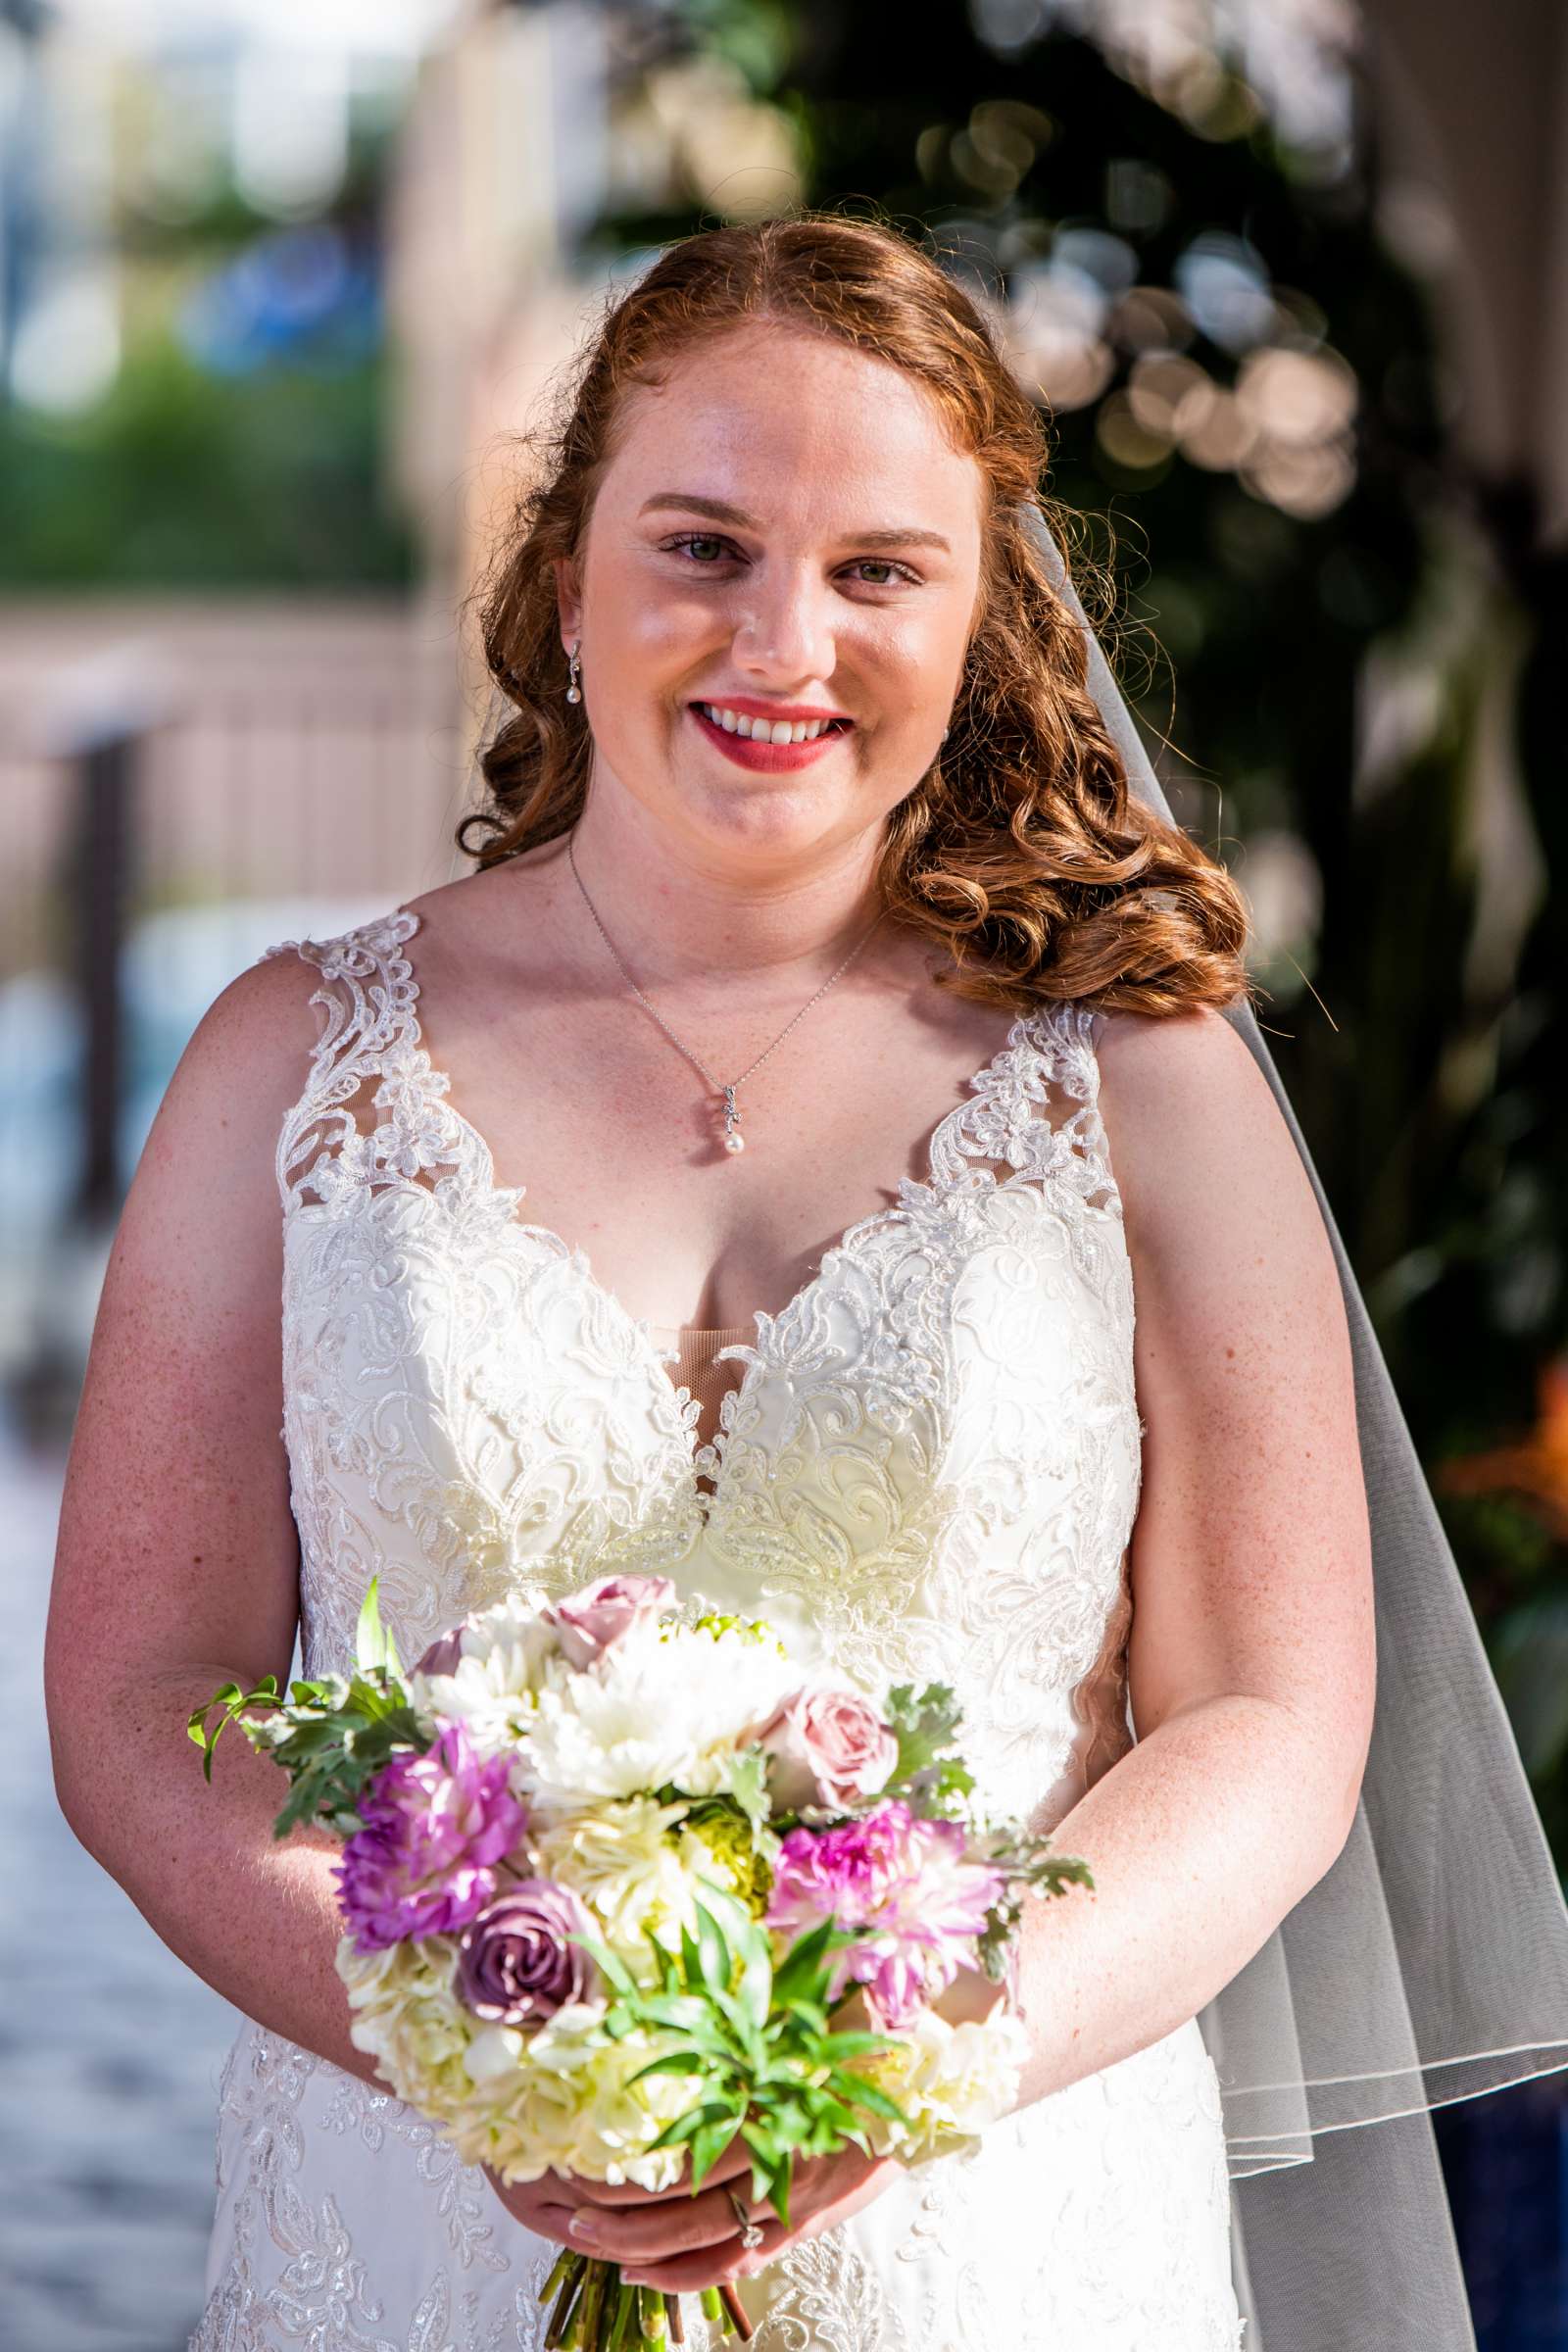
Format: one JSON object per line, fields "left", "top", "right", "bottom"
{"left": 1019, "top": 503, "right": 1568, "bottom": 2350}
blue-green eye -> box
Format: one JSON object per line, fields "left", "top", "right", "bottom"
{"left": 667, "top": 533, "right": 730, "bottom": 564}
{"left": 660, "top": 534, "right": 920, "bottom": 587}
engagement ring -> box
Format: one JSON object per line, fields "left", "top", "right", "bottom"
{"left": 726, "top": 2185, "right": 766, "bottom": 2250}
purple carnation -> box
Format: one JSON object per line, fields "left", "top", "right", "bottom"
{"left": 455, "top": 1879, "right": 599, "bottom": 2026}
{"left": 765, "top": 1798, "right": 1004, "bottom": 2030}
{"left": 334, "top": 1723, "right": 528, "bottom": 1953}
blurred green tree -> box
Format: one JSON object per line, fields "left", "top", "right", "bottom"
{"left": 581, "top": 0, "right": 1568, "bottom": 1860}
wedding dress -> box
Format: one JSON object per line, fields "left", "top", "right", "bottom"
{"left": 188, "top": 901, "right": 1246, "bottom": 2352}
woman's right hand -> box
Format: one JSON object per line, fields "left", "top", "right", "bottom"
{"left": 482, "top": 2141, "right": 758, "bottom": 2275}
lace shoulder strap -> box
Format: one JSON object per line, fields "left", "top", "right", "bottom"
{"left": 259, "top": 906, "right": 426, "bottom": 1214}
{"left": 927, "top": 996, "right": 1122, "bottom": 1216}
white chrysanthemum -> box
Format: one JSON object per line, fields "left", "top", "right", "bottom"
{"left": 518, "top": 1618, "right": 797, "bottom": 1814}
{"left": 849, "top": 2007, "right": 1032, "bottom": 2165}
{"left": 412, "top": 1589, "right": 562, "bottom": 1753}
{"left": 531, "top": 1796, "right": 749, "bottom": 1972}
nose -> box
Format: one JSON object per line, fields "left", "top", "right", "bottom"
{"left": 732, "top": 560, "right": 836, "bottom": 685}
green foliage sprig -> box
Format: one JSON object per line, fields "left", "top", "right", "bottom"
{"left": 879, "top": 1682, "right": 977, "bottom": 1820}
{"left": 573, "top": 1883, "right": 907, "bottom": 2232}
{"left": 186, "top": 1579, "right": 431, "bottom": 1838}
{"left": 974, "top": 1836, "right": 1098, "bottom": 1983}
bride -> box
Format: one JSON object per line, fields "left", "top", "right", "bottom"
{"left": 47, "top": 214, "right": 1394, "bottom": 2348}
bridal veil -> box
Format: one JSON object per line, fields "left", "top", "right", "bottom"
{"left": 1024, "top": 503, "right": 1568, "bottom": 2352}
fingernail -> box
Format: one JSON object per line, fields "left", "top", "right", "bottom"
{"left": 568, "top": 2216, "right": 604, "bottom": 2244}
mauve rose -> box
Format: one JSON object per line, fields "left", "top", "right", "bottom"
{"left": 455, "top": 1879, "right": 599, "bottom": 2025}
{"left": 759, "top": 1683, "right": 900, "bottom": 1812}
{"left": 546, "top": 1574, "right": 675, "bottom": 1670}
{"left": 414, "top": 1623, "right": 472, "bottom": 1679}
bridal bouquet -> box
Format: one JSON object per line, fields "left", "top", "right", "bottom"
{"left": 190, "top": 1574, "right": 1092, "bottom": 2349}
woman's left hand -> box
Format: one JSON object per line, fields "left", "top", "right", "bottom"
{"left": 554, "top": 2137, "right": 904, "bottom": 2295}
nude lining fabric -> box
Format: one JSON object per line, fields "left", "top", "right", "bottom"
{"left": 649, "top": 1325, "right": 755, "bottom": 1459}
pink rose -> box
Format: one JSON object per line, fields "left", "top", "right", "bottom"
{"left": 759, "top": 1683, "right": 899, "bottom": 1812}
{"left": 546, "top": 1574, "right": 676, "bottom": 1670}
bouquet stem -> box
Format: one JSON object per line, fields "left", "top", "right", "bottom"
{"left": 538, "top": 2258, "right": 754, "bottom": 2349}
{"left": 717, "top": 2282, "right": 754, "bottom": 2340}
{"left": 609, "top": 2282, "right": 636, "bottom": 2351}
{"left": 544, "top": 2252, "right": 588, "bottom": 2347}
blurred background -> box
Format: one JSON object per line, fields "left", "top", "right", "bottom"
{"left": 3, "top": 0, "right": 1566, "bottom": 2343}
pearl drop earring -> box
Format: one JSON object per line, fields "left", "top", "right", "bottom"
{"left": 565, "top": 641, "right": 582, "bottom": 704}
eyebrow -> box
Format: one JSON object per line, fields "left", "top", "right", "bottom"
{"left": 637, "top": 492, "right": 953, "bottom": 554}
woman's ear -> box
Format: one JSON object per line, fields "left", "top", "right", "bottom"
{"left": 551, "top": 555, "right": 583, "bottom": 646}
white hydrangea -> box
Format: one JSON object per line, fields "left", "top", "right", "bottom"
{"left": 337, "top": 1934, "right": 710, "bottom": 2189}
{"left": 336, "top": 1934, "right": 473, "bottom": 2115}
{"left": 451, "top": 2010, "right": 707, "bottom": 2189}
{"left": 848, "top": 2008, "right": 1032, "bottom": 2166}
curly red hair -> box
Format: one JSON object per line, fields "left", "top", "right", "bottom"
{"left": 457, "top": 209, "right": 1255, "bottom": 1020}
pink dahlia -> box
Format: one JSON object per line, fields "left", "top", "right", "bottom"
{"left": 765, "top": 1798, "right": 1004, "bottom": 2030}
{"left": 334, "top": 1723, "right": 528, "bottom": 1953}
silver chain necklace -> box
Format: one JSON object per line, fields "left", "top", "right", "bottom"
{"left": 565, "top": 829, "right": 885, "bottom": 1155}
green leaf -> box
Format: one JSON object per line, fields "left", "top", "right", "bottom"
{"left": 626, "top": 1992, "right": 728, "bottom": 2041}
{"left": 880, "top": 1681, "right": 976, "bottom": 1817}
{"left": 689, "top": 2115, "right": 737, "bottom": 2189}
{"left": 740, "top": 2124, "right": 793, "bottom": 2225}
{"left": 646, "top": 1932, "right": 681, "bottom": 1996}
{"left": 646, "top": 2100, "right": 736, "bottom": 2153}
{"left": 769, "top": 1917, "right": 842, "bottom": 2006}
{"left": 731, "top": 1922, "right": 773, "bottom": 2036}
{"left": 354, "top": 1576, "right": 404, "bottom": 1677}
{"left": 764, "top": 2150, "right": 794, "bottom": 2232}
{"left": 626, "top": 2053, "right": 722, "bottom": 2087}
{"left": 693, "top": 1901, "right": 732, "bottom": 1998}
{"left": 832, "top": 2073, "right": 908, "bottom": 2124}
{"left": 723, "top": 1746, "right": 771, "bottom": 1835}
{"left": 568, "top": 1932, "right": 637, "bottom": 2000}
{"left": 817, "top": 2029, "right": 898, "bottom": 2062}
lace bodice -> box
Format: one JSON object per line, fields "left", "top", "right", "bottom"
{"left": 191, "top": 903, "right": 1245, "bottom": 2352}
{"left": 264, "top": 904, "right": 1145, "bottom": 1833}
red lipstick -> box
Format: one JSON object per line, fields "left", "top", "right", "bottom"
{"left": 687, "top": 699, "right": 854, "bottom": 774}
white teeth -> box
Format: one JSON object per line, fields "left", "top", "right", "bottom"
{"left": 699, "top": 704, "right": 842, "bottom": 743}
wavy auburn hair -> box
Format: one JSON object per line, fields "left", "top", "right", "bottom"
{"left": 457, "top": 210, "right": 1255, "bottom": 1019}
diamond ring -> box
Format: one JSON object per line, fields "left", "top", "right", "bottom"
{"left": 726, "top": 2185, "right": 766, "bottom": 2250}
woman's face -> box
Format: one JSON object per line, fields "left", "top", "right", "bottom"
{"left": 553, "top": 321, "right": 987, "bottom": 873}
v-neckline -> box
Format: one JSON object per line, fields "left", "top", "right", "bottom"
{"left": 381, "top": 902, "right": 1054, "bottom": 1496}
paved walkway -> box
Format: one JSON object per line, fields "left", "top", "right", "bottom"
{"left": 1, "top": 1416, "right": 240, "bottom": 2351}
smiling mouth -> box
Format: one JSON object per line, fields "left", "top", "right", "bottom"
{"left": 688, "top": 701, "right": 854, "bottom": 745}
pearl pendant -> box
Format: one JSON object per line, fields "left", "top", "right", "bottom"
{"left": 723, "top": 1130, "right": 746, "bottom": 1153}
{"left": 720, "top": 1083, "right": 745, "bottom": 1155}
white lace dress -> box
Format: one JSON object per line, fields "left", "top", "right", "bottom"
{"left": 189, "top": 906, "right": 1245, "bottom": 2352}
